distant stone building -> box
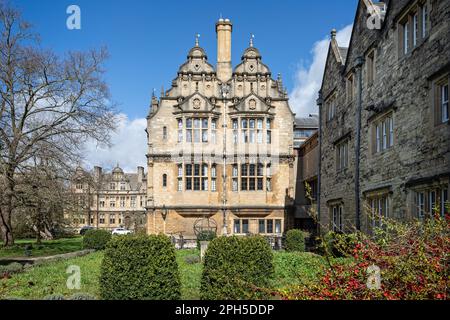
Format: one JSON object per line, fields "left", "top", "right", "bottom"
{"left": 294, "top": 131, "right": 319, "bottom": 235}
{"left": 68, "top": 166, "right": 147, "bottom": 231}
{"left": 318, "top": 0, "right": 449, "bottom": 234}
{"left": 146, "top": 19, "right": 296, "bottom": 241}
{"left": 293, "top": 115, "right": 319, "bottom": 149}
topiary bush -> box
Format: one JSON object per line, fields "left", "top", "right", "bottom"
{"left": 284, "top": 229, "right": 307, "bottom": 252}
{"left": 83, "top": 229, "right": 112, "bottom": 250}
{"left": 99, "top": 234, "right": 181, "bottom": 300}
{"left": 196, "top": 230, "right": 216, "bottom": 250}
{"left": 200, "top": 235, "right": 274, "bottom": 300}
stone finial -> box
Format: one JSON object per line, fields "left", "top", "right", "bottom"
{"left": 195, "top": 33, "right": 200, "bottom": 47}
{"left": 249, "top": 33, "right": 254, "bottom": 47}
{"left": 331, "top": 29, "right": 337, "bottom": 39}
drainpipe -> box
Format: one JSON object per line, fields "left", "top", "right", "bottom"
{"left": 316, "top": 91, "right": 324, "bottom": 235}
{"left": 354, "top": 56, "right": 365, "bottom": 231}
{"left": 221, "top": 84, "right": 230, "bottom": 235}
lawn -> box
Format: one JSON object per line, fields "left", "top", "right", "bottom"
{"left": 0, "top": 238, "right": 83, "bottom": 259}
{"left": 0, "top": 249, "right": 334, "bottom": 300}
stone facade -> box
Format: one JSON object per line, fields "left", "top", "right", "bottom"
{"left": 68, "top": 166, "right": 147, "bottom": 232}
{"left": 146, "top": 19, "right": 296, "bottom": 240}
{"left": 318, "top": 0, "right": 450, "bottom": 234}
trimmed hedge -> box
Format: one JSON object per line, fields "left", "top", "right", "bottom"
{"left": 200, "top": 236, "right": 274, "bottom": 300}
{"left": 196, "top": 230, "right": 216, "bottom": 250}
{"left": 99, "top": 234, "right": 181, "bottom": 300}
{"left": 83, "top": 229, "right": 112, "bottom": 250}
{"left": 284, "top": 229, "right": 307, "bottom": 252}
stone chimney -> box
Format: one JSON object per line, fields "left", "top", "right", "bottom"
{"left": 94, "top": 166, "right": 102, "bottom": 179}
{"left": 216, "top": 18, "right": 233, "bottom": 82}
{"left": 137, "top": 166, "right": 144, "bottom": 183}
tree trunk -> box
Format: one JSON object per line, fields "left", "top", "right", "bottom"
{"left": 0, "top": 207, "right": 14, "bottom": 246}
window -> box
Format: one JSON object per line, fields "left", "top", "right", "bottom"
{"left": 185, "top": 164, "right": 208, "bottom": 191}
{"left": 441, "top": 188, "right": 449, "bottom": 216}
{"left": 120, "top": 182, "right": 126, "bottom": 191}
{"left": 275, "top": 220, "right": 282, "bottom": 234}
{"left": 163, "top": 126, "right": 167, "bottom": 140}
{"left": 211, "top": 164, "right": 217, "bottom": 192}
{"left": 266, "top": 163, "right": 272, "bottom": 192}
{"left": 336, "top": 140, "right": 349, "bottom": 171}
{"left": 177, "top": 119, "right": 183, "bottom": 143}
{"left": 267, "top": 220, "right": 274, "bottom": 233}
{"left": 120, "top": 196, "right": 125, "bottom": 208}
{"left": 76, "top": 183, "right": 83, "bottom": 190}
{"left": 413, "top": 13, "right": 418, "bottom": 47}
{"left": 186, "top": 118, "right": 210, "bottom": 143}
{"left": 232, "top": 165, "right": 238, "bottom": 192}
{"left": 403, "top": 20, "right": 410, "bottom": 55}
{"left": 346, "top": 74, "right": 354, "bottom": 103}
{"left": 177, "top": 164, "right": 183, "bottom": 192}
{"left": 110, "top": 183, "right": 115, "bottom": 190}
{"left": 238, "top": 118, "right": 266, "bottom": 144}
{"left": 369, "top": 195, "right": 389, "bottom": 228}
{"left": 422, "top": 3, "right": 428, "bottom": 38}
{"left": 109, "top": 197, "right": 116, "bottom": 208}
{"left": 162, "top": 174, "right": 167, "bottom": 188}
{"left": 99, "top": 214, "right": 105, "bottom": 224}
{"left": 440, "top": 83, "right": 449, "bottom": 123}
{"left": 232, "top": 119, "right": 238, "bottom": 144}
{"left": 326, "top": 95, "right": 336, "bottom": 121}
{"left": 130, "top": 196, "right": 136, "bottom": 208}
{"left": 374, "top": 114, "right": 394, "bottom": 153}
{"left": 241, "top": 163, "right": 264, "bottom": 191}
{"left": 99, "top": 197, "right": 105, "bottom": 208}
{"left": 266, "top": 119, "right": 272, "bottom": 144}
{"left": 366, "top": 50, "right": 375, "bottom": 85}
{"left": 234, "top": 219, "right": 241, "bottom": 234}
{"left": 258, "top": 220, "right": 265, "bottom": 233}
{"left": 211, "top": 119, "right": 217, "bottom": 144}
{"left": 331, "top": 205, "right": 343, "bottom": 232}
{"left": 109, "top": 214, "right": 116, "bottom": 224}
{"left": 242, "top": 219, "right": 249, "bottom": 234}
{"left": 415, "top": 187, "right": 449, "bottom": 219}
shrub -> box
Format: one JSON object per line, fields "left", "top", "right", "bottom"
{"left": 83, "top": 229, "right": 112, "bottom": 250}
{"left": 196, "top": 230, "right": 216, "bottom": 250}
{"left": 278, "top": 216, "right": 449, "bottom": 300}
{"left": 200, "top": 236, "right": 274, "bottom": 300}
{"left": 0, "top": 262, "right": 23, "bottom": 277}
{"left": 184, "top": 254, "right": 200, "bottom": 265}
{"left": 70, "top": 293, "right": 97, "bottom": 300}
{"left": 284, "top": 229, "right": 307, "bottom": 252}
{"left": 100, "top": 234, "right": 181, "bottom": 300}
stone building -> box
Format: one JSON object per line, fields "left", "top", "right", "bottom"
{"left": 68, "top": 165, "right": 147, "bottom": 232}
{"left": 146, "top": 19, "right": 296, "bottom": 241}
{"left": 318, "top": 0, "right": 449, "bottom": 234}
{"left": 293, "top": 115, "right": 319, "bottom": 149}
{"left": 294, "top": 131, "right": 319, "bottom": 236}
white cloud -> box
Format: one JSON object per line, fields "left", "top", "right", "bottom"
{"left": 289, "top": 24, "right": 353, "bottom": 117}
{"left": 83, "top": 114, "right": 147, "bottom": 172}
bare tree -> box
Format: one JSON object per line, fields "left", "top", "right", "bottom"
{"left": 0, "top": 2, "right": 117, "bottom": 246}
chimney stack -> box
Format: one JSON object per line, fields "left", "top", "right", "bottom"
{"left": 216, "top": 18, "right": 233, "bottom": 82}
{"left": 94, "top": 166, "right": 102, "bottom": 179}
{"left": 137, "top": 166, "right": 144, "bottom": 183}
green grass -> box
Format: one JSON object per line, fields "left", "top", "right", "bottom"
{"left": 0, "top": 249, "right": 335, "bottom": 300}
{"left": 0, "top": 251, "right": 103, "bottom": 299}
{"left": 0, "top": 238, "right": 83, "bottom": 259}
{"left": 176, "top": 249, "right": 203, "bottom": 300}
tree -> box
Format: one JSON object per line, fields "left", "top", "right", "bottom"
{"left": 0, "top": 2, "right": 117, "bottom": 246}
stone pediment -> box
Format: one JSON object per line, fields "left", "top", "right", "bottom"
{"left": 174, "top": 93, "right": 216, "bottom": 113}
{"left": 231, "top": 93, "right": 272, "bottom": 113}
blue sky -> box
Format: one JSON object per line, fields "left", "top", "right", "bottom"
{"left": 11, "top": 0, "right": 357, "bottom": 170}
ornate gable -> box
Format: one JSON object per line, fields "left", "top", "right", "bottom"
{"left": 231, "top": 93, "right": 272, "bottom": 114}
{"left": 174, "top": 92, "right": 216, "bottom": 113}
